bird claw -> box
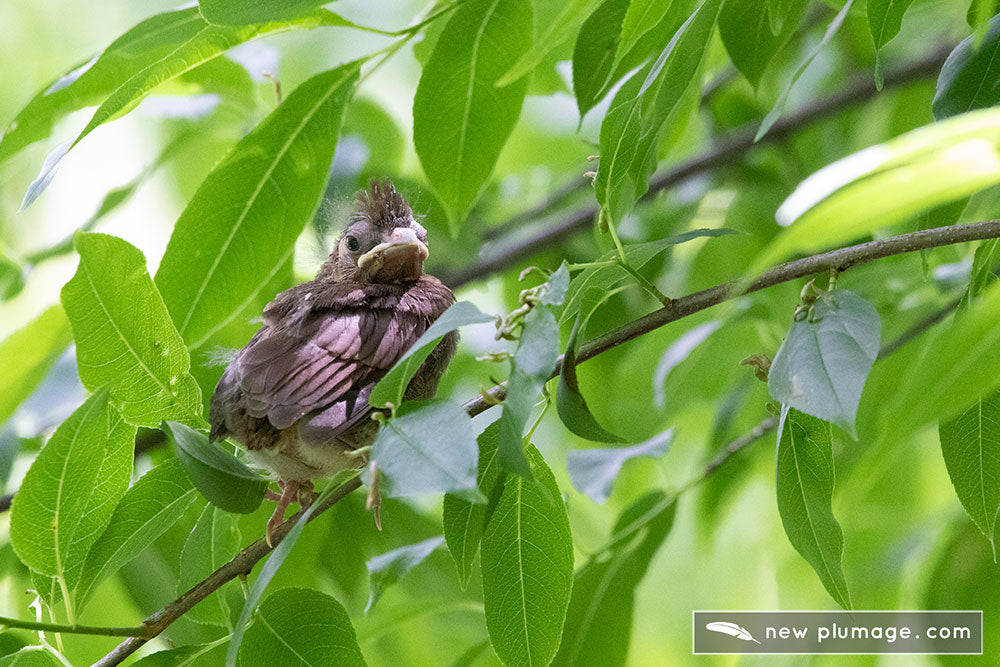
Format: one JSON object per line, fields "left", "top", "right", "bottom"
{"left": 265, "top": 480, "right": 300, "bottom": 548}
{"left": 365, "top": 461, "right": 382, "bottom": 531}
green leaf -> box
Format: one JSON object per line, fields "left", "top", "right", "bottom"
{"left": 179, "top": 504, "right": 242, "bottom": 626}
{"left": 562, "top": 228, "right": 735, "bottom": 323}
{"left": 0, "top": 251, "right": 25, "bottom": 301}
{"left": 775, "top": 407, "right": 851, "bottom": 609}
{"left": 498, "top": 306, "right": 559, "bottom": 476}
{"left": 413, "top": 0, "right": 533, "bottom": 228}
{"left": 553, "top": 491, "right": 676, "bottom": 666}
{"left": 557, "top": 315, "right": 625, "bottom": 443}
{"left": 887, "top": 280, "right": 1000, "bottom": 432}
{"left": 155, "top": 62, "right": 360, "bottom": 402}
{"left": 76, "top": 458, "right": 198, "bottom": 606}
{"left": 0, "top": 648, "right": 63, "bottom": 667}
{"left": 372, "top": 400, "right": 481, "bottom": 501}
{"left": 0, "top": 305, "right": 71, "bottom": 427}
{"left": 61, "top": 233, "right": 203, "bottom": 427}
{"left": 571, "top": 0, "right": 630, "bottom": 118}
{"left": 365, "top": 536, "right": 445, "bottom": 613}
{"left": 720, "top": 0, "right": 802, "bottom": 88}
{"left": 10, "top": 390, "right": 134, "bottom": 602}
{"left": 768, "top": 290, "right": 881, "bottom": 437}
{"left": 868, "top": 0, "right": 914, "bottom": 89}
{"left": 496, "top": 0, "right": 604, "bottom": 87}
{"left": 540, "top": 263, "right": 571, "bottom": 306}
{"left": 238, "top": 588, "right": 366, "bottom": 667}
{"left": 755, "top": 0, "right": 855, "bottom": 142}
{"left": 939, "top": 391, "right": 1000, "bottom": 553}
{"left": 165, "top": 421, "right": 267, "bottom": 514}
{"left": 933, "top": 15, "right": 1000, "bottom": 120}
{"left": 227, "top": 481, "right": 344, "bottom": 667}
{"left": 612, "top": 0, "right": 684, "bottom": 74}
{"left": 133, "top": 642, "right": 227, "bottom": 666}
{"left": 754, "top": 109, "right": 1000, "bottom": 272}
{"left": 200, "top": 0, "right": 331, "bottom": 25}
{"left": 21, "top": 10, "right": 356, "bottom": 207}
{"left": 443, "top": 420, "right": 504, "bottom": 589}
{"left": 595, "top": 0, "right": 721, "bottom": 226}
{"left": 0, "top": 7, "right": 205, "bottom": 164}
{"left": 481, "top": 445, "right": 573, "bottom": 667}
{"left": 370, "top": 302, "right": 493, "bottom": 409}
{"left": 765, "top": 0, "right": 809, "bottom": 34}
{"left": 567, "top": 431, "right": 672, "bottom": 504}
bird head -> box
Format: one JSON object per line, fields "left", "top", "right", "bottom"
{"left": 327, "top": 181, "right": 429, "bottom": 284}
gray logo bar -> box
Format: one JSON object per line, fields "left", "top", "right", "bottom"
{"left": 693, "top": 611, "right": 982, "bottom": 654}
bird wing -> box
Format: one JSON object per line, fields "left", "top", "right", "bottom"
{"left": 210, "top": 278, "right": 453, "bottom": 446}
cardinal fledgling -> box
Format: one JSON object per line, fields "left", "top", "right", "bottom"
{"left": 209, "top": 181, "right": 456, "bottom": 543}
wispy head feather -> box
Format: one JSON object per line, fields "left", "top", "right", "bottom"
{"left": 353, "top": 179, "right": 412, "bottom": 229}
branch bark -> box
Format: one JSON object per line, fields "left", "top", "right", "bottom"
{"left": 441, "top": 46, "right": 952, "bottom": 289}
{"left": 464, "top": 219, "right": 1000, "bottom": 417}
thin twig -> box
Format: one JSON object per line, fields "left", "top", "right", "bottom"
{"left": 441, "top": 46, "right": 952, "bottom": 288}
{"left": 0, "top": 616, "right": 153, "bottom": 639}
{"left": 464, "top": 220, "right": 1000, "bottom": 418}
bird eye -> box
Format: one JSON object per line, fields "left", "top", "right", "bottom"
{"left": 345, "top": 236, "right": 360, "bottom": 252}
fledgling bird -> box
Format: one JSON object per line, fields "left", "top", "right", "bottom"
{"left": 208, "top": 181, "right": 457, "bottom": 543}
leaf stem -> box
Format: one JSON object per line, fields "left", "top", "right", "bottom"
{"left": 616, "top": 260, "right": 672, "bottom": 307}
{"left": 0, "top": 616, "right": 154, "bottom": 639}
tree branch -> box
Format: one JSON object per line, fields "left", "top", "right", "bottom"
{"left": 464, "top": 219, "right": 1000, "bottom": 418}
{"left": 442, "top": 46, "right": 952, "bottom": 289}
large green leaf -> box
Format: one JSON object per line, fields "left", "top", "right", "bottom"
{"left": 754, "top": 109, "right": 1000, "bottom": 273}
{"left": 371, "top": 400, "right": 481, "bottom": 501}
{"left": 595, "top": 0, "right": 721, "bottom": 226}
{"left": 155, "top": 62, "right": 358, "bottom": 374}
{"left": 498, "top": 306, "right": 559, "bottom": 476}
{"left": 611, "top": 0, "right": 683, "bottom": 75}
{"left": 9, "top": 390, "right": 133, "bottom": 601}
{"left": 755, "top": 0, "right": 855, "bottom": 141}
{"left": 775, "top": 407, "right": 851, "bottom": 609}
{"left": 720, "top": 0, "right": 803, "bottom": 88}
{"left": 413, "top": 0, "right": 533, "bottom": 228}
{"left": 554, "top": 492, "right": 676, "bottom": 666}
{"left": 237, "top": 588, "right": 366, "bottom": 666}
{"left": 768, "top": 290, "right": 881, "bottom": 437}
{"left": 888, "top": 280, "right": 1000, "bottom": 433}
{"left": 76, "top": 458, "right": 198, "bottom": 606}
{"left": 365, "top": 535, "right": 444, "bottom": 613}
{"left": 571, "top": 0, "right": 630, "bottom": 118}
{"left": 443, "top": 420, "right": 503, "bottom": 589}
{"left": 61, "top": 233, "right": 203, "bottom": 427}
{"left": 0, "top": 649, "right": 63, "bottom": 667}
{"left": 0, "top": 305, "right": 71, "bottom": 427}
{"left": 179, "top": 504, "right": 242, "bottom": 627}
{"left": 933, "top": 15, "right": 1000, "bottom": 120}
{"left": 369, "top": 301, "right": 493, "bottom": 409}
{"left": 868, "top": 0, "right": 914, "bottom": 89}
{"left": 496, "top": 0, "right": 604, "bottom": 87}
{"left": 939, "top": 392, "right": 1000, "bottom": 553}
{"left": 200, "top": 0, "right": 331, "bottom": 25}
{"left": 165, "top": 421, "right": 267, "bottom": 514}
{"left": 0, "top": 7, "right": 205, "bottom": 163}
{"left": 765, "top": 0, "right": 809, "bottom": 34}
{"left": 481, "top": 445, "right": 573, "bottom": 667}
{"left": 557, "top": 314, "right": 626, "bottom": 443}
{"left": 20, "top": 10, "right": 356, "bottom": 208}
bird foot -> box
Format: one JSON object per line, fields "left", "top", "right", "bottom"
{"left": 266, "top": 480, "right": 300, "bottom": 548}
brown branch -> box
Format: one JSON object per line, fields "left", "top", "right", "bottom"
{"left": 442, "top": 46, "right": 952, "bottom": 289}
{"left": 464, "top": 219, "right": 1000, "bottom": 418}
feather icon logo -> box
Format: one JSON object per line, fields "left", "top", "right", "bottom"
{"left": 705, "top": 621, "right": 761, "bottom": 644}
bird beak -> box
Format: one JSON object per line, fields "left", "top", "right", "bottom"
{"left": 357, "top": 227, "right": 429, "bottom": 283}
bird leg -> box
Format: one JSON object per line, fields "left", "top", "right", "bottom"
{"left": 266, "top": 480, "right": 300, "bottom": 548}
{"left": 296, "top": 480, "right": 318, "bottom": 507}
